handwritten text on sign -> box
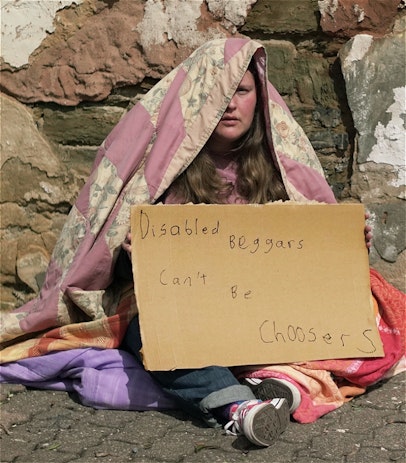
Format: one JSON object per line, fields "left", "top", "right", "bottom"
{"left": 131, "top": 203, "right": 383, "bottom": 371}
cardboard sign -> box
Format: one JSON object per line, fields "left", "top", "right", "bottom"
{"left": 131, "top": 203, "right": 383, "bottom": 371}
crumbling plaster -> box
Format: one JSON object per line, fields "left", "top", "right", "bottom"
{"left": 368, "top": 86, "right": 406, "bottom": 189}
{"left": 1, "top": 0, "right": 257, "bottom": 67}
{"left": 340, "top": 31, "right": 406, "bottom": 191}
{"left": 1, "top": 0, "right": 83, "bottom": 68}
{"left": 137, "top": 0, "right": 257, "bottom": 47}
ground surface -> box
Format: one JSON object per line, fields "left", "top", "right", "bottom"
{"left": 1, "top": 373, "right": 405, "bottom": 463}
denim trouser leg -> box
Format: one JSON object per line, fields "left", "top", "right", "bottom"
{"left": 122, "top": 315, "right": 255, "bottom": 427}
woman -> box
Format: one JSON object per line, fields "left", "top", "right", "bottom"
{"left": 118, "top": 62, "right": 294, "bottom": 447}
{"left": 1, "top": 38, "right": 403, "bottom": 448}
{"left": 116, "top": 45, "right": 372, "bottom": 446}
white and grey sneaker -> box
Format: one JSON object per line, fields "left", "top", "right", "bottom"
{"left": 224, "top": 398, "right": 290, "bottom": 447}
{"left": 242, "top": 377, "right": 301, "bottom": 413}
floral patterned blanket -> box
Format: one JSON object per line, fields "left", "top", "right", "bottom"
{"left": 0, "top": 38, "right": 336, "bottom": 363}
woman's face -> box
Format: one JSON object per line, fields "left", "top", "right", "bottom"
{"left": 208, "top": 70, "right": 257, "bottom": 154}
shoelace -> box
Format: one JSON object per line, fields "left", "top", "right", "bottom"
{"left": 224, "top": 415, "right": 241, "bottom": 436}
{"left": 223, "top": 400, "right": 261, "bottom": 436}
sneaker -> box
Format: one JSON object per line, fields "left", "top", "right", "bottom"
{"left": 224, "top": 398, "right": 289, "bottom": 447}
{"left": 242, "top": 377, "right": 301, "bottom": 413}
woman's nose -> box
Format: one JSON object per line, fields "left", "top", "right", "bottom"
{"left": 226, "top": 96, "right": 237, "bottom": 110}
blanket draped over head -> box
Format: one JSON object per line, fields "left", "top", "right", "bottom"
{"left": 1, "top": 39, "right": 404, "bottom": 422}
{"left": 0, "top": 38, "right": 336, "bottom": 358}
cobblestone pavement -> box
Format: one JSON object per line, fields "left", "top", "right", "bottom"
{"left": 1, "top": 372, "right": 405, "bottom": 463}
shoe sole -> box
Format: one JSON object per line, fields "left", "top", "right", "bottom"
{"left": 244, "top": 399, "right": 290, "bottom": 447}
{"left": 243, "top": 378, "right": 294, "bottom": 410}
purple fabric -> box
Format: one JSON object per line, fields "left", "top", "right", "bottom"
{"left": 0, "top": 348, "right": 177, "bottom": 411}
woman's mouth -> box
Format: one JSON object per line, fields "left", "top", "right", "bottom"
{"left": 220, "top": 117, "right": 239, "bottom": 125}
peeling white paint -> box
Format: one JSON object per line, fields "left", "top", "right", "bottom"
{"left": 0, "top": 0, "right": 82, "bottom": 68}
{"left": 343, "top": 34, "right": 374, "bottom": 65}
{"left": 137, "top": 0, "right": 205, "bottom": 47}
{"left": 368, "top": 87, "right": 406, "bottom": 187}
{"left": 207, "top": 0, "right": 257, "bottom": 26}
{"left": 137, "top": 0, "right": 255, "bottom": 48}
{"left": 318, "top": 0, "right": 339, "bottom": 19}
{"left": 353, "top": 4, "right": 365, "bottom": 23}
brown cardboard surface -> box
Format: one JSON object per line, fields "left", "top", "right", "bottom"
{"left": 131, "top": 203, "right": 383, "bottom": 371}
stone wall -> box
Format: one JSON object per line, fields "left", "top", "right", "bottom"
{"left": 1, "top": 0, "right": 405, "bottom": 309}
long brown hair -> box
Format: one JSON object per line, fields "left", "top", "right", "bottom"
{"left": 169, "top": 64, "right": 289, "bottom": 204}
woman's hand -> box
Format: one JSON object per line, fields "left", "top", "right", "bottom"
{"left": 122, "top": 232, "right": 132, "bottom": 258}
{"left": 364, "top": 213, "right": 373, "bottom": 250}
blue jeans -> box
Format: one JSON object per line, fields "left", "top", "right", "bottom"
{"left": 122, "top": 315, "right": 255, "bottom": 427}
